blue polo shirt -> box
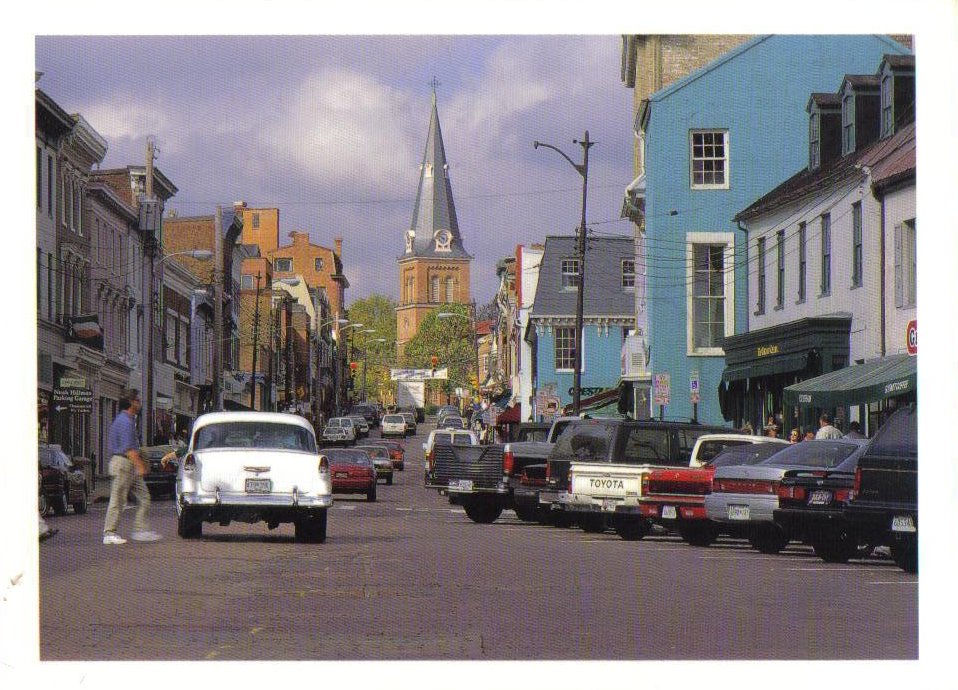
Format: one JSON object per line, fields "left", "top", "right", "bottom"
{"left": 107, "top": 411, "right": 140, "bottom": 457}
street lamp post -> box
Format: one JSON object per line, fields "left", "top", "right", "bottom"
{"left": 534, "top": 132, "right": 594, "bottom": 415}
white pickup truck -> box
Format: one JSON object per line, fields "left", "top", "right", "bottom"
{"left": 550, "top": 418, "right": 737, "bottom": 538}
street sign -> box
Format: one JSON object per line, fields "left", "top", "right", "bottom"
{"left": 906, "top": 319, "right": 917, "bottom": 356}
{"left": 52, "top": 386, "right": 93, "bottom": 414}
{"left": 653, "top": 373, "right": 671, "bottom": 406}
{"left": 690, "top": 370, "right": 700, "bottom": 404}
{"left": 390, "top": 368, "right": 448, "bottom": 381}
{"left": 59, "top": 377, "right": 86, "bottom": 389}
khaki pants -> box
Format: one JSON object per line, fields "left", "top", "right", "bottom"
{"left": 103, "top": 454, "right": 151, "bottom": 534}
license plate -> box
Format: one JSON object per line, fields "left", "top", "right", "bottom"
{"left": 245, "top": 478, "right": 271, "bottom": 494}
{"left": 891, "top": 515, "right": 916, "bottom": 533}
{"left": 808, "top": 490, "right": 832, "bottom": 506}
{"left": 727, "top": 504, "right": 750, "bottom": 521}
{"left": 334, "top": 472, "right": 349, "bottom": 479}
{"left": 661, "top": 505, "right": 677, "bottom": 520}
{"left": 601, "top": 499, "right": 618, "bottom": 512}
{"left": 450, "top": 479, "right": 473, "bottom": 491}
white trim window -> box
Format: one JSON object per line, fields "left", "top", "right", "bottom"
{"left": 430, "top": 275, "right": 439, "bottom": 303}
{"left": 895, "top": 219, "right": 916, "bottom": 308}
{"left": 689, "top": 130, "right": 729, "bottom": 189}
{"left": 621, "top": 259, "right": 636, "bottom": 289}
{"left": 820, "top": 213, "right": 832, "bottom": 296}
{"left": 851, "top": 202, "right": 863, "bottom": 288}
{"left": 241, "top": 274, "right": 254, "bottom": 290}
{"left": 809, "top": 112, "right": 821, "bottom": 170}
{"left": 797, "top": 222, "right": 807, "bottom": 302}
{"left": 776, "top": 229, "right": 785, "bottom": 309}
{"left": 561, "top": 257, "right": 580, "bottom": 289}
{"left": 881, "top": 75, "right": 894, "bottom": 138}
{"left": 842, "top": 95, "right": 855, "bottom": 155}
{"left": 554, "top": 326, "right": 582, "bottom": 372}
{"left": 686, "top": 232, "right": 735, "bottom": 356}
{"left": 314, "top": 257, "right": 324, "bottom": 272}
{"left": 274, "top": 257, "right": 292, "bottom": 272}
{"left": 755, "top": 236, "right": 766, "bottom": 315}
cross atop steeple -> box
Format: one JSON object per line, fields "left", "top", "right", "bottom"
{"left": 429, "top": 76, "right": 441, "bottom": 100}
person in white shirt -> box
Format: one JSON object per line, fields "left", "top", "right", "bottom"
{"left": 815, "top": 413, "right": 844, "bottom": 440}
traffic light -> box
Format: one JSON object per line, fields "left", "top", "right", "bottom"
{"left": 430, "top": 355, "right": 438, "bottom": 377}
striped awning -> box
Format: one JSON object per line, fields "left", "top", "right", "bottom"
{"left": 783, "top": 354, "right": 916, "bottom": 409}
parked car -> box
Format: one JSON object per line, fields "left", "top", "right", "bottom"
{"left": 347, "top": 415, "right": 370, "bottom": 438}
{"left": 321, "top": 417, "right": 357, "bottom": 446}
{"left": 356, "top": 445, "right": 394, "bottom": 485}
{"left": 688, "top": 433, "right": 777, "bottom": 467}
{"left": 508, "top": 416, "right": 582, "bottom": 522}
{"left": 436, "top": 405, "right": 459, "bottom": 423}
{"left": 175, "top": 412, "right": 333, "bottom": 542}
{"left": 38, "top": 443, "right": 88, "bottom": 516}
{"left": 643, "top": 440, "right": 789, "bottom": 546}
{"left": 843, "top": 404, "right": 917, "bottom": 573}
{"left": 323, "top": 448, "right": 377, "bottom": 502}
{"left": 141, "top": 444, "right": 182, "bottom": 499}
{"left": 366, "top": 439, "right": 405, "bottom": 470}
{"left": 705, "top": 438, "right": 867, "bottom": 554}
{"left": 439, "top": 415, "right": 467, "bottom": 430}
{"left": 380, "top": 414, "right": 408, "bottom": 439}
{"left": 773, "top": 442, "right": 871, "bottom": 563}
{"left": 399, "top": 411, "right": 417, "bottom": 436}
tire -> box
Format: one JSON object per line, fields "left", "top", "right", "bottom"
{"left": 72, "top": 488, "right": 88, "bottom": 515}
{"left": 177, "top": 509, "right": 202, "bottom": 539}
{"left": 38, "top": 491, "right": 49, "bottom": 517}
{"left": 463, "top": 499, "right": 502, "bottom": 524}
{"left": 810, "top": 533, "right": 857, "bottom": 564}
{"left": 677, "top": 521, "right": 718, "bottom": 547}
{"left": 367, "top": 485, "right": 377, "bottom": 502}
{"left": 295, "top": 511, "right": 328, "bottom": 543}
{"left": 612, "top": 516, "right": 650, "bottom": 541}
{"left": 514, "top": 504, "right": 540, "bottom": 523}
{"left": 891, "top": 540, "right": 917, "bottom": 574}
{"left": 578, "top": 514, "right": 607, "bottom": 533}
{"left": 53, "top": 487, "right": 69, "bottom": 516}
{"left": 748, "top": 526, "right": 790, "bottom": 554}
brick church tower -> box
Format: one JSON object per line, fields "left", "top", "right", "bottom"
{"left": 396, "top": 87, "right": 472, "bottom": 358}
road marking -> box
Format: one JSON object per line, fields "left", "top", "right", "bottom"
{"left": 396, "top": 508, "right": 413, "bottom": 511}
{"left": 868, "top": 580, "right": 918, "bottom": 585}
{"left": 786, "top": 567, "right": 868, "bottom": 572}
{"left": 448, "top": 509, "right": 465, "bottom": 514}
{"left": 337, "top": 505, "right": 356, "bottom": 511}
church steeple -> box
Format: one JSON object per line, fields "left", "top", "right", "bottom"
{"left": 405, "top": 84, "right": 471, "bottom": 260}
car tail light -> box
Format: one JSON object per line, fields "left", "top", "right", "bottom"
{"left": 641, "top": 475, "right": 649, "bottom": 495}
{"left": 714, "top": 478, "right": 779, "bottom": 494}
{"left": 183, "top": 453, "right": 196, "bottom": 471}
{"left": 850, "top": 466, "right": 862, "bottom": 501}
{"left": 777, "top": 485, "right": 806, "bottom": 500}
{"left": 503, "top": 445, "right": 515, "bottom": 476}
{"left": 426, "top": 450, "right": 434, "bottom": 472}
{"left": 833, "top": 488, "right": 851, "bottom": 503}
{"left": 319, "top": 456, "right": 329, "bottom": 474}
{"left": 545, "top": 461, "right": 552, "bottom": 483}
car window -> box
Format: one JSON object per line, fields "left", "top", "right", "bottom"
{"left": 358, "top": 446, "right": 388, "bottom": 457}
{"left": 620, "top": 427, "right": 670, "bottom": 464}
{"left": 708, "top": 443, "right": 787, "bottom": 468}
{"left": 452, "top": 433, "right": 475, "bottom": 447}
{"left": 758, "top": 440, "right": 861, "bottom": 469}
{"left": 697, "top": 439, "right": 752, "bottom": 464}
{"left": 867, "top": 406, "right": 916, "bottom": 459}
{"left": 554, "top": 423, "right": 616, "bottom": 462}
{"left": 194, "top": 422, "right": 316, "bottom": 453}
{"left": 433, "top": 432, "right": 454, "bottom": 446}
{"left": 384, "top": 415, "right": 404, "bottom": 423}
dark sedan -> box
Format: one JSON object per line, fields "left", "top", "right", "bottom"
{"left": 39, "top": 444, "right": 88, "bottom": 516}
{"left": 141, "top": 444, "right": 181, "bottom": 499}
{"left": 323, "top": 448, "right": 377, "bottom": 502}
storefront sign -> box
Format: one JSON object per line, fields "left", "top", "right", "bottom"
{"left": 653, "top": 373, "right": 671, "bottom": 406}
{"left": 52, "top": 385, "right": 93, "bottom": 414}
{"left": 906, "top": 320, "right": 917, "bottom": 356}
{"left": 756, "top": 344, "right": 780, "bottom": 358}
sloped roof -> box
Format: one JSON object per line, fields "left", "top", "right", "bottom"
{"left": 882, "top": 53, "right": 915, "bottom": 70}
{"left": 530, "top": 236, "right": 636, "bottom": 320}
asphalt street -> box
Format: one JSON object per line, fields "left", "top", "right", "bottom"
{"left": 39, "top": 422, "right": 917, "bottom": 661}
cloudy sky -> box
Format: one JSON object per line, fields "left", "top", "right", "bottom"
{"left": 35, "top": 34, "right": 634, "bottom": 307}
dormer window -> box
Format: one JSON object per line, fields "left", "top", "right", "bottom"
{"left": 879, "top": 55, "right": 916, "bottom": 139}
{"left": 809, "top": 112, "right": 820, "bottom": 170}
{"left": 881, "top": 74, "right": 894, "bottom": 138}
{"left": 842, "top": 94, "right": 855, "bottom": 155}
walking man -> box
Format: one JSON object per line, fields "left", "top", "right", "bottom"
{"left": 815, "top": 412, "right": 844, "bottom": 440}
{"left": 102, "top": 389, "right": 162, "bottom": 544}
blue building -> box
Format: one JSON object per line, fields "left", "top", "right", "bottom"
{"left": 527, "top": 236, "right": 635, "bottom": 418}
{"left": 632, "top": 35, "right": 911, "bottom": 425}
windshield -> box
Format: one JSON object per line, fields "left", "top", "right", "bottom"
{"left": 697, "top": 439, "right": 752, "bottom": 464}
{"left": 867, "top": 406, "right": 916, "bottom": 459}
{"left": 758, "top": 440, "right": 862, "bottom": 469}
{"left": 357, "top": 446, "right": 388, "bottom": 457}
{"left": 708, "top": 443, "right": 787, "bottom": 468}
{"left": 194, "top": 422, "right": 317, "bottom": 453}
{"left": 384, "top": 415, "right": 405, "bottom": 423}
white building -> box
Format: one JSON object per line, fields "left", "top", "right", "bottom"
{"left": 515, "top": 244, "right": 543, "bottom": 422}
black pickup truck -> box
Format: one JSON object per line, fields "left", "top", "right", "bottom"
{"left": 426, "top": 443, "right": 510, "bottom": 523}
{"left": 843, "top": 404, "right": 917, "bottom": 573}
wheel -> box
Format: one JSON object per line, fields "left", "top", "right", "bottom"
{"left": 612, "top": 516, "right": 650, "bottom": 541}
{"left": 367, "top": 485, "right": 377, "bottom": 502}
{"left": 463, "top": 499, "right": 503, "bottom": 524}
{"left": 677, "top": 521, "right": 718, "bottom": 547}
{"left": 72, "top": 488, "right": 88, "bottom": 515}
{"left": 551, "top": 511, "right": 574, "bottom": 528}
{"left": 748, "top": 526, "right": 790, "bottom": 554}
{"left": 891, "top": 540, "right": 917, "bottom": 573}
{"left": 386, "top": 475, "right": 393, "bottom": 486}
{"left": 295, "top": 511, "right": 328, "bottom": 543}
{"left": 177, "top": 509, "right": 202, "bottom": 538}
{"left": 514, "top": 504, "right": 540, "bottom": 522}
{"left": 38, "top": 490, "right": 49, "bottom": 517}
{"left": 578, "top": 514, "right": 607, "bottom": 533}
{"left": 53, "top": 487, "right": 68, "bottom": 516}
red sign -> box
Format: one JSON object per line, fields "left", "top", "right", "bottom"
{"left": 906, "top": 320, "right": 917, "bottom": 356}
{"left": 350, "top": 361, "right": 358, "bottom": 371}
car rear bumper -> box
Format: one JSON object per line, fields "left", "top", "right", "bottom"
{"left": 180, "top": 491, "right": 333, "bottom": 508}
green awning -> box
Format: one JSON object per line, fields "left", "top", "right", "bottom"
{"left": 783, "top": 354, "right": 916, "bottom": 409}
{"left": 722, "top": 353, "right": 808, "bottom": 382}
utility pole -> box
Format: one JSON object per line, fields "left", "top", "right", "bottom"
{"left": 284, "top": 296, "right": 292, "bottom": 410}
{"left": 143, "top": 138, "right": 158, "bottom": 444}
{"left": 212, "top": 206, "right": 223, "bottom": 411}
{"left": 249, "top": 272, "right": 262, "bottom": 410}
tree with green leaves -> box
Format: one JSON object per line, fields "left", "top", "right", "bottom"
{"left": 402, "top": 304, "right": 476, "bottom": 404}
{"left": 343, "top": 294, "right": 397, "bottom": 404}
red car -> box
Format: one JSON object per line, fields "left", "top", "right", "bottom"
{"left": 367, "top": 439, "right": 405, "bottom": 470}
{"left": 641, "top": 442, "right": 787, "bottom": 546}
{"left": 323, "top": 448, "right": 377, "bottom": 501}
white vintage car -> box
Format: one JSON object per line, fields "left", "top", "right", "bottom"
{"left": 175, "top": 412, "right": 333, "bottom": 542}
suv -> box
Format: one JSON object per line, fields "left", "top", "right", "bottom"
{"left": 547, "top": 418, "right": 733, "bottom": 538}
{"left": 843, "top": 404, "right": 917, "bottom": 573}
{"left": 322, "top": 417, "right": 357, "bottom": 446}
{"left": 350, "top": 404, "right": 380, "bottom": 429}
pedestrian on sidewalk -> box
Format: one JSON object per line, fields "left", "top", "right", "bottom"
{"left": 844, "top": 420, "right": 867, "bottom": 439}
{"left": 102, "top": 388, "right": 162, "bottom": 545}
{"left": 815, "top": 413, "right": 844, "bottom": 440}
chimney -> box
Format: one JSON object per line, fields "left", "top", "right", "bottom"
{"left": 334, "top": 237, "right": 343, "bottom": 258}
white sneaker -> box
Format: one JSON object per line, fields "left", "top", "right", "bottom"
{"left": 131, "top": 530, "right": 162, "bottom": 542}
{"left": 103, "top": 532, "right": 127, "bottom": 545}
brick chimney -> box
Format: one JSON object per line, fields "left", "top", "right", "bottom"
{"left": 334, "top": 237, "right": 343, "bottom": 258}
